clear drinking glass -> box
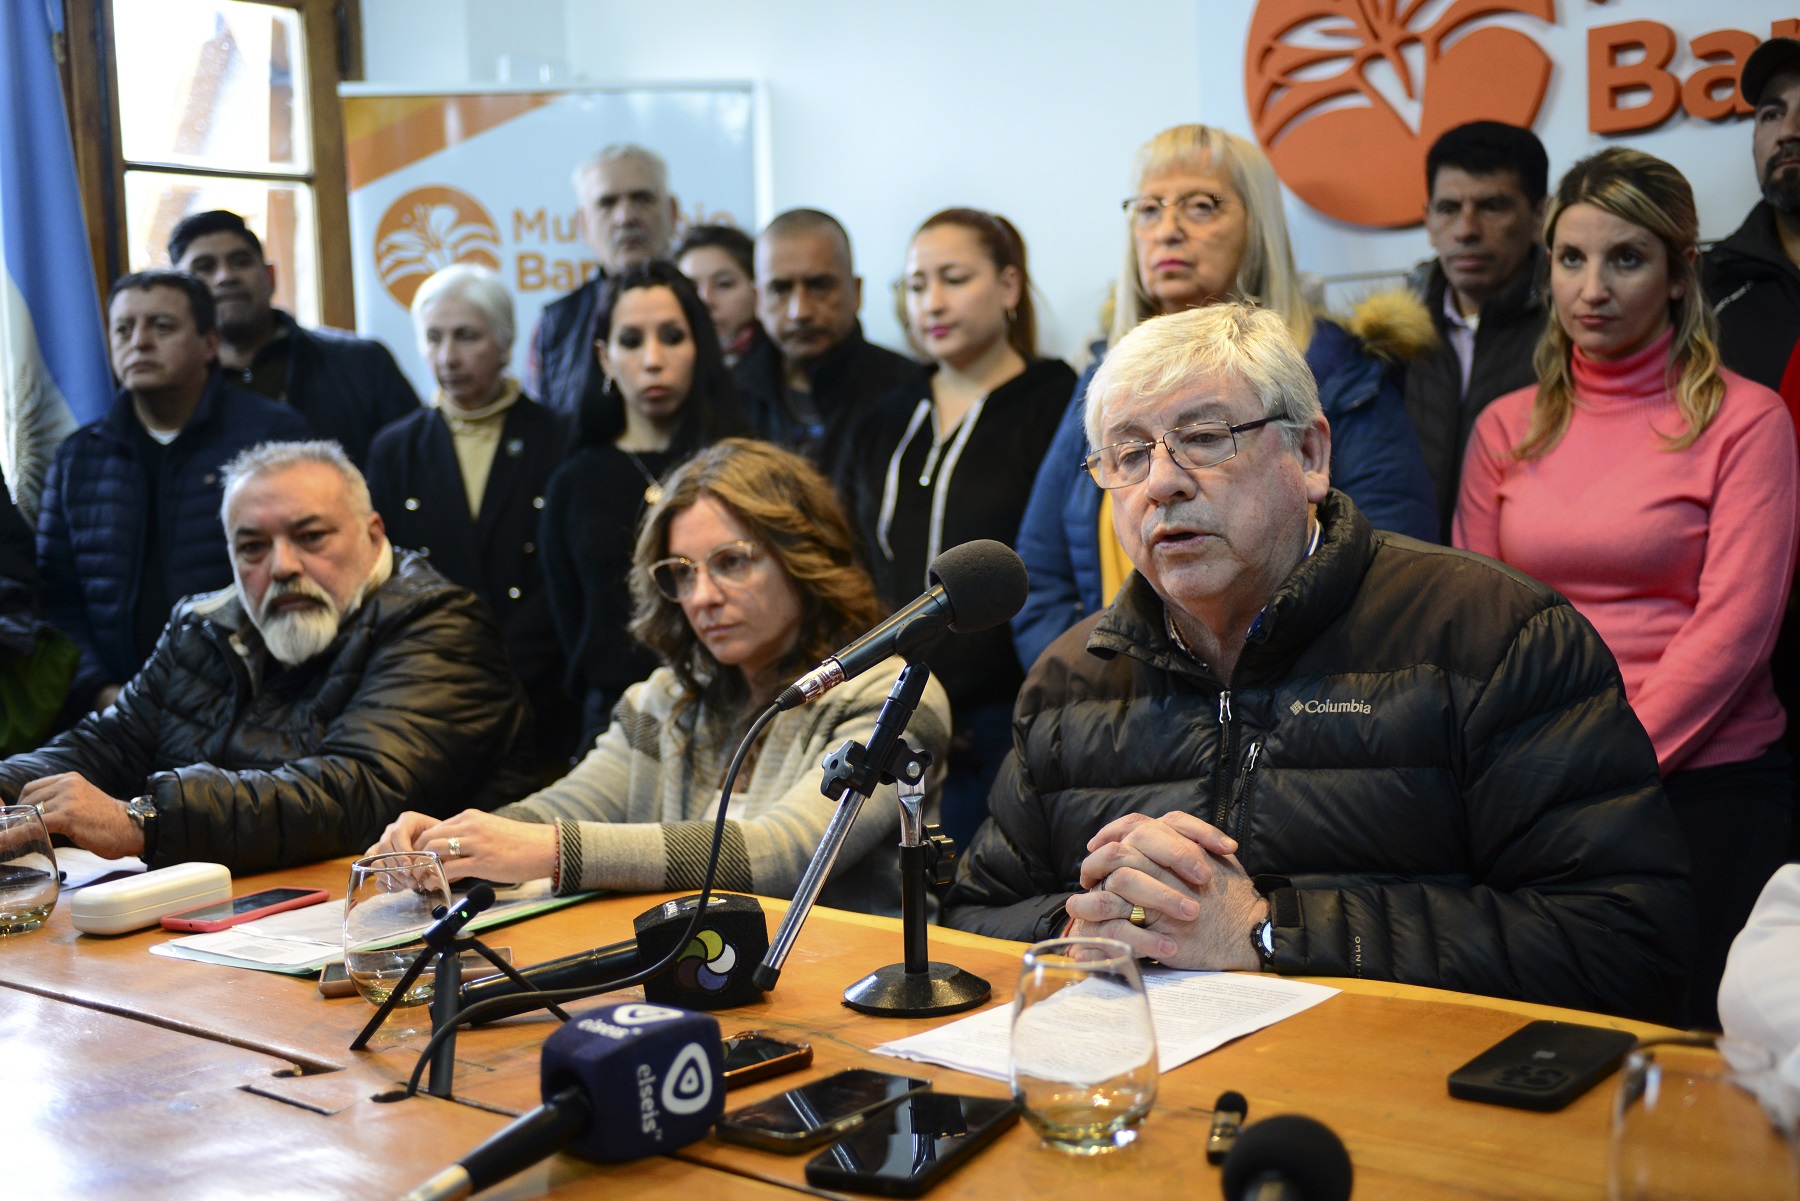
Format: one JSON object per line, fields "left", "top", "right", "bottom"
{"left": 0, "top": 806, "right": 58, "bottom": 934}
{"left": 343, "top": 852, "right": 450, "bottom": 1011}
{"left": 1009, "top": 937, "right": 1158, "bottom": 1153}
{"left": 1610, "top": 1037, "right": 1800, "bottom": 1200}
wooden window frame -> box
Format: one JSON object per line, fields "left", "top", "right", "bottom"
{"left": 60, "top": 0, "right": 362, "bottom": 329}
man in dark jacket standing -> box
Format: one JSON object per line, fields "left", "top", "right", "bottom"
{"left": 169, "top": 210, "right": 419, "bottom": 467}
{"left": 945, "top": 303, "right": 1692, "bottom": 1023}
{"left": 39, "top": 270, "right": 312, "bottom": 714}
{"left": 1705, "top": 37, "right": 1800, "bottom": 398}
{"left": 524, "top": 144, "right": 678, "bottom": 419}
{"left": 1404, "top": 121, "right": 1547, "bottom": 539}
{"left": 735, "top": 208, "right": 914, "bottom": 486}
{"left": 2, "top": 441, "right": 532, "bottom": 874}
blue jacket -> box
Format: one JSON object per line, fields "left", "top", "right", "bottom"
{"left": 37, "top": 372, "right": 313, "bottom": 708}
{"left": 1012, "top": 313, "right": 1438, "bottom": 671}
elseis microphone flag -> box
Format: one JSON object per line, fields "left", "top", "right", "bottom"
{"left": 0, "top": 0, "right": 112, "bottom": 519}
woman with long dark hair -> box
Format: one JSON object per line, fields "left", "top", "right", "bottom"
{"left": 539, "top": 261, "right": 747, "bottom": 748}
{"left": 848, "top": 207, "right": 1074, "bottom": 848}
{"left": 373, "top": 439, "right": 952, "bottom": 915}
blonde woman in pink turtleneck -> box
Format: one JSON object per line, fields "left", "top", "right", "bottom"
{"left": 1456, "top": 147, "right": 1799, "bottom": 1030}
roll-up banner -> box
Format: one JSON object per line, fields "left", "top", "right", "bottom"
{"left": 340, "top": 84, "right": 758, "bottom": 399}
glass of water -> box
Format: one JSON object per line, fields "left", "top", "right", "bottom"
{"left": 1010, "top": 937, "right": 1157, "bottom": 1154}
{"left": 0, "top": 806, "right": 58, "bottom": 934}
{"left": 1610, "top": 1037, "right": 1800, "bottom": 1200}
{"left": 343, "top": 851, "right": 449, "bottom": 1011}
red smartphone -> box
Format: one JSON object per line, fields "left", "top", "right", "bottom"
{"left": 159, "top": 887, "right": 331, "bottom": 932}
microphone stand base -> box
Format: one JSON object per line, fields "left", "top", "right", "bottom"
{"left": 842, "top": 961, "right": 990, "bottom": 1018}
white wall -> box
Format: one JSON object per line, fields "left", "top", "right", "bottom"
{"left": 361, "top": 0, "right": 1789, "bottom": 359}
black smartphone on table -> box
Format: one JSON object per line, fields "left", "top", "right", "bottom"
{"left": 804, "top": 1093, "right": 1020, "bottom": 1197}
{"left": 721, "top": 1031, "right": 813, "bottom": 1088}
{"left": 713, "top": 1068, "right": 931, "bottom": 1153}
{"left": 1447, "top": 1019, "right": 1638, "bottom": 1112}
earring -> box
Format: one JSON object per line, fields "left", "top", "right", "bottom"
{"left": 1005, "top": 308, "right": 1017, "bottom": 325}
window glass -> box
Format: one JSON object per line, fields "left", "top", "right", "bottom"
{"left": 123, "top": 172, "right": 318, "bottom": 325}
{"left": 113, "top": 0, "right": 310, "bottom": 174}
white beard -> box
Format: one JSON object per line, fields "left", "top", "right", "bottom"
{"left": 258, "top": 600, "right": 342, "bottom": 666}
{"left": 249, "top": 577, "right": 344, "bottom": 667}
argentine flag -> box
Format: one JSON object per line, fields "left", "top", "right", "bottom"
{"left": 0, "top": 0, "right": 112, "bottom": 521}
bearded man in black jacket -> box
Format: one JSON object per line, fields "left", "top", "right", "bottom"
{"left": 944, "top": 303, "right": 1692, "bottom": 1023}
{"left": 0, "top": 441, "right": 532, "bottom": 874}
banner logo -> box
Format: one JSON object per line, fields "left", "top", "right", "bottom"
{"left": 1245, "top": 0, "right": 1553, "bottom": 228}
{"left": 373, "top": 185, "right": 502, "bottom": 307}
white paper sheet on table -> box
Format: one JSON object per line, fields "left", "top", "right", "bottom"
{"left": 146, "top": 878, "right": 599, "bottom": 975}
{"left": 874, "top": 968, "right": 1338, "bottom": 1081}
{"left": 54, "top": 848, "right": 145, "bottom": 889}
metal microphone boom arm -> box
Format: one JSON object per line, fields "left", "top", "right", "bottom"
{"left": 753, "top": 662, "right": 931, "bottom": 992}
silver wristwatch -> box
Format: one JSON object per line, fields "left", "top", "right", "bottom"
{"left": 124, "top": 794, "right": 156, "bottom": 851}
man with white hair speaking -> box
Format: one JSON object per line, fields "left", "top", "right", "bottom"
{"left": 944, "top": 303, "right": 1693, "bottom": 1022}
{"left": 0, "top": 441, "right": 533, "bottom": 873}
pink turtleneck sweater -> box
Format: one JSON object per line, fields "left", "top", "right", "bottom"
{"left": 1454, "top": 329, "right": 1799, "bottom": 775}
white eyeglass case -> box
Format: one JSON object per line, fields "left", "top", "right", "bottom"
{"left": 70, "top": 862, "right": 232, "bottom": 935}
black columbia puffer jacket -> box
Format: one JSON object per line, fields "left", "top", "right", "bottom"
{"left": 0, "top": 550, "right": 535, "bottom": 873}
{"left": 946, "top": 492, "right": 1692, "bottom": 1022}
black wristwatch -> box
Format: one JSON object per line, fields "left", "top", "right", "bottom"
{"left": 1250, "top": 916, "right": 1275, "bottom": 967}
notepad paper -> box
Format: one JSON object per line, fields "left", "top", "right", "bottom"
{"left": 874, "top": 969, "right": 1338, "bottom": 1081}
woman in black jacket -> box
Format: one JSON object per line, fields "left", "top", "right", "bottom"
{"left": 848, "top": 209, "right": 1075, "bottom": 849}
{"left": 540, "top": 261, "right": 747, "bottom": 749}
{"left": 366, "top": 264, "right": 574, "bottom": 774}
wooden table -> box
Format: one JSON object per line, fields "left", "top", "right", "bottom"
{"left": 0, "top": 856, "right": 1694, "bottom": 1200}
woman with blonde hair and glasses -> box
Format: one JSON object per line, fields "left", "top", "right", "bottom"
{"left": 372, "top": 438, "right": 951, "bottom": 916}
{"left": 1012, "top": 123, "right": 1437, "bottom": 669}
{"left": 1457, "top": 147, "right": 1800, "bottom": 1028}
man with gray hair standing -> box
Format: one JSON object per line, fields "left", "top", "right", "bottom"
{"left": 0, "top": 440, "right": 533, "bottom": 873}
{"left": 525, "top": 143, "right": 680, "bottom": 418}
{"left": 944, "top": 303, "right": 1692, "bottom": 1022}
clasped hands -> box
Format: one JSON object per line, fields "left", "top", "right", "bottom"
{"left": 368, "top": 809, "right": 555, "bottom": 885}
{"left": 1065, "top": 811, "right": 1269, "bottom": 971}
{"left": 18, "top": 773, "right": 144, "bottom": 859}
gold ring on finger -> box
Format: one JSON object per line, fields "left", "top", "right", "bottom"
{"left": 447, "top": 836, "right": 462, "bottom": 858}
{"left": 1128, "top": 904, "right": 1150, "bottom": 928}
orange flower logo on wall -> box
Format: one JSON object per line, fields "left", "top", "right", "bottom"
{"left": 1245, "top": 0, "right": 1555, "bottom": 228}
{"left": 373, "top": 186, "right": 503, "bottom": 307}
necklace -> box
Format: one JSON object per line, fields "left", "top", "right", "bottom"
{"left": 621, "top": 448, "right": 665, "bottom": 505}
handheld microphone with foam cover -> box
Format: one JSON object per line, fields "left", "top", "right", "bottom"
{"left": 1219, "top": 1114, "right": 1354, "bottom": 1201}
{"left": 459, "top": 892, "right": 768, "bottom": 1021}
{"left": 777, "top": 539, "right": 1027, "bottom": 711}
{"left": 396, "top": 1001, "right": 725, "bottom": 1201}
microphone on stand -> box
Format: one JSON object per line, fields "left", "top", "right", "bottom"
{"left": 777, "top": 539, "right": 1027, "bottom": 711}
{"left": 458, "top": 893, "right": 768, "bottom": 1022}
{"left": 1219, "top": 1114, "right": 1354, "bottom": 1201}
{"left": 395, "top": 1001, "right": 725, "bottom": 1201}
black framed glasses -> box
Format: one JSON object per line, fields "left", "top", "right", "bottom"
{"left": 1083, "top": 414, "right": 1288, "bottom": 489}
{"left": 1121, "top": 191, "right": 1229, "bottom": 229}
{"left": 648, "top": 540, "right": 761, "bottom": 602}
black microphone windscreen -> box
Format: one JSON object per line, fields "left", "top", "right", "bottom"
{"left": 928, "top": 539, "right": 1028, "bottom": 634}
{"left": 1220, "top": 1114, "right": 1353, "bottom": 1201}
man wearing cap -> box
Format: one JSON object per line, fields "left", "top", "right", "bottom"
{"left": 1705, "top": 38, "right": 1800, "bottom": 854}
{"left": 1706, "top": 37, "right": 1800, "bottom": 397}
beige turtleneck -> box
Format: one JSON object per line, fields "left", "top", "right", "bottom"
{"left": 435, "top": 376, "right": 522, "bottom": 517}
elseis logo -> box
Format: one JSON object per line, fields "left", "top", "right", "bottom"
{"left": 1244, "top": 0, "right": 1554, "bottom": 228}
{"left": 1290, "top": 698, "right": 1372, "bottom": 715}
{"left": 373, "top": 185, "right": 502, "bottom": 307}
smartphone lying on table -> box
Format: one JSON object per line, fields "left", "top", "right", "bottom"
{"left": 714, "top": 1068, "right": 931, "bottom": 1153}
{"left": 721, "top": 1031, "right": 813, "bottom": 1089}
{"left": 1447, "top": 1019, "right": 1638, "bottom": 1112}
{"left": 159, "top": 886, "right": 330, "bottom": 932}
{"left": 804, "top": 1093, "right": 1020, "bottom": 1197}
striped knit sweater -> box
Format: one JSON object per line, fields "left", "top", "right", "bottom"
{"left": 497, "top": 656, "right": 951, "bottom": 915}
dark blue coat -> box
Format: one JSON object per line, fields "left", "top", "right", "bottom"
{"left": 37, "top": 372, "right": 313, "bottom": 708}
{"left": 366, "top": 396, "right": 575, "bottom": 764}
{"left": 1011, "top": 316, "right": 1438, "bottom": 672}
{"left": 268, "top": 311, "right": 420, "bottom": 467}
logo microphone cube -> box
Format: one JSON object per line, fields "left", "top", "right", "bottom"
{"left": 542, "top": 1002, "right": 724, "bottom": 1162}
